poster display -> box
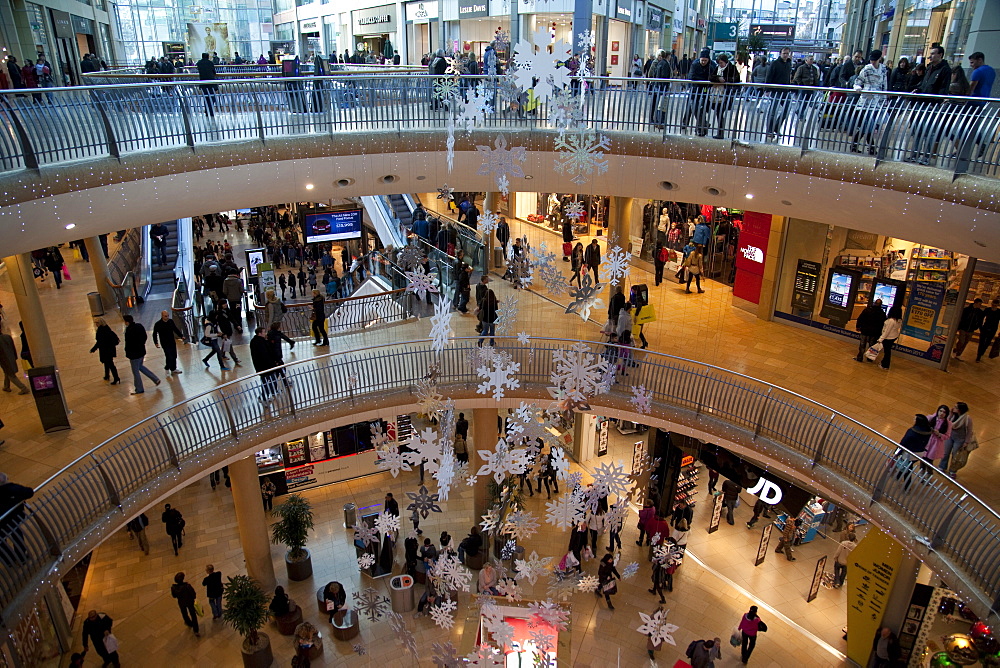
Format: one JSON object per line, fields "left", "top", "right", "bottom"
{"left": 302, "top": 210, "right": 363, "bottom": 243}
{"left": 902, "top": 280, "right": 946, "bottom": 342}
{"left": 754, "top": 523, "right": 772, "bottom": 566}
{"left": 792, "top": 259, "right": 821, "bottom": 310}
{"left": 187, "top": 22, "right": 232, "bottom": 60}
{"left": 827, "top": 270, "right": 854, "bottom": 308}
{"left": 708, "top": 493, "right": 724, "bottom": 534}
{"left": 846, "top": 528, "right": 905, "bottom": 666}
{"left": 807, "top": 555, "right": 827, "bottom": 602}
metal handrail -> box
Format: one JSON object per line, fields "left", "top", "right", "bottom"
{"left": 252, "top": 288, "right": 415, "bottom": 339}
{"left": 0, "top": 337, "right": 999, "bottom": 633}
{"left": 0, "top": 76, "right": 997, "bottom": 179}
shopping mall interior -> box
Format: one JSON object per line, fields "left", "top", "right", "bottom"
{"left": 1, "top": 75, "right": 1000, "bottom": 668}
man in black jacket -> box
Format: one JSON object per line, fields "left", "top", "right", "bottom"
{"left": 855, "top": 299, "right": 887, "bottom": 362}
{"left": 765, "top": 47, "right": 793, "bottom": 139}
{"left": 686, "top": 49, "right": 714, "bottom": 136}
{"left": 202, "top": 565, "right": 224, "bottom": 619}
{"left": 161, "top": 503, "right": 185, "bottom": 555}
{"left": 123, "top": 315, "right": 160, "bottom": 395}
{"left": 870, "top": 627, "right": 901, "bottom": 668}
{"left": 584, "top": 239, "right": 601, "bottom": 283}
{"left": 250, "top": 326, "right": 279, "bottom": 402}
{"left": 153, "top": 310, "right": 185, "bottom": 376}
{"left": 976, "top": 298, "right": 1000, "bottom": 362}
{"left": 0, "top": 473, "right": 33, "bottom": 565}
{"left": 195, "top": 52, "right": 218, "bottom": 117}
{"left": 908, "top": 45, "right": 952, "bottom": 164}
{"left": 954, "top": 298, "right": 986, "bottom": 359}
{"left": 648, "top": 50, "right": 672, "bottom": 127}
{"left": 81, "top": 610, "right": 113, "bottom": 663}
{"left": 149, "top": 223, "right": 169, "bottom": 266}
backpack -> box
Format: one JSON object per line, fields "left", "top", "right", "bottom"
{"left": 656, "top": 247, "right": 669, "bottom": 263}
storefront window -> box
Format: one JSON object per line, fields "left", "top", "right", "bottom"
{"left": 773, "top": 219, "right": 970, "bottom": 365}
{"left": 897, "top": 0, "right": 976, "bottom": 62}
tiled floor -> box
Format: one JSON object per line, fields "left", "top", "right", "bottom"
{"left": 0, "top": 211, "right": 994, "bottom": 666}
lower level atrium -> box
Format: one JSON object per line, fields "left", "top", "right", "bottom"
{"left": 0, "top": 204, "right": 997, "bottom": 668}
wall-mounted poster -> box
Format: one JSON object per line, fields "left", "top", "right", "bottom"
{"left": 611, "top": 40, "right": 620, "bottom": 52}
{"left": 610, "top": 55, "right": 619, "bottom": 65}
{"left": 187, "top": 22, "right": 232, "bottom": 60}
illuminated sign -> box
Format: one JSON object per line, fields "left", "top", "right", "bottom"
{"left": 748, "top": 477, "right": 783, "bottom": 504}
{"left": 740, "top": 244, "right": 764, "bottom": 264}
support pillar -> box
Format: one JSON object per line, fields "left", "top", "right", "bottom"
{"left": 84, "top": 237, "right": 116, "bottom": 312}
{"left": 3, "top": 253, "right": 57, "bottom": 367}
{"left": 607, "top": 196, "right": 633, "bottom": 305}
{"left": 471, "top": 408, "right": 498, "bottom": 522}
{"left": 229, "top": 455, "right": 276, "bottom": 591}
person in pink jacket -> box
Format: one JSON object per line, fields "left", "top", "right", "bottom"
{"left": 925, "top": 404, "right": 952, "bottom": 466}
{"left": 636, "top": 499, "right": 657, "bottom": 546}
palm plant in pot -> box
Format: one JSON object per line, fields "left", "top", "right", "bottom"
{"left": 271, "top": 493, "right": 315, "bottom": 580}
{"left": 222, "top": 574, "right": 272, "bottom": 668}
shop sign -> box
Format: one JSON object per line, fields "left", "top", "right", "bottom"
{"left": 71, "top": 15, "right": 94, "bottom": 35}
{"left": 631, "top": 440, "right": 646, "bottom": 476}
{"left": 405, "top": 1, "right": 438, "bottom": 22}
{"left": 673, "top": 17, "right": 683, "bottom": 34}
{"left": 750, "top": 23, "right": 795, "bottom": 40}
{"left": 696, "top": 16, "right": 707, "bottom": 31}
{"left": 846, "top": 529, "right": 904, "bottom": 665}
{"left": 300, "top": 20, "right": 318, "bottom": 32}
{"left": 734, "top": 212, "right": 772, "bottom": 305}
{"left": 712, "top": 21, "right": 737, "bottom": 51}
{"left": 615, "top": 0, "right": 633, "bottom": 22}
{"left": 352, "top": 5, "right": 396, "bottom": 35}
{"left": 597, "top": 419, "right": 609, "bottom": 456}
{"left": 740, "top": 244, "right": 764, "bottom": 264}
{"left": 747, "top": 476, "right": 783, "bottom": 505}
{"left": 457, "top": 0, "right": 489, "bottom": 19}
{"left": 901, "top": 280, "right": 945, "bottom": 342}
{"left": 708, "top": 493, "right": 724, "bottom": 533}
{"left": 51, "top": 10, "right": 73, "bottom": 39}
{"left": 647, "top": 7, "right": 663, "bottom": 31}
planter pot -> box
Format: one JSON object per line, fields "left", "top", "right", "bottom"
{"left": 241, "top": 632, "right": 273, "bottom": 668}
{"left": 285, "top": 548, "right": 313, "bottom": 581}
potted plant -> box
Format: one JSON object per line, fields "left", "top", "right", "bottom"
{"left": 271, "top": 493, "right": 315, "bottom": 580}
{"left": 222, "top": 574, "right": 273, "bottom": 668}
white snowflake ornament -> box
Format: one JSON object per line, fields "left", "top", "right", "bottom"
{"left": 429, "top": 597, "right": 459, "bottom": 629}
{"left": 477, "top": 134, "right": 526, "bottom": 194}
{"left": 353, "top": 587, "right": 390, "bottom": 622}
{"left": 429, "top": 287, "right": 454, "bottom": 354}
{"left": 565, "top": 273, "right": 604, "bottom": 321}
{"left": 600, "top": 244, "right": 631, "bottom": 286}
{"left": 550, "top": 341, "right": 610, "bottom": 402}
{"left": 405, "top": 265, "right": 439, "bottom": 300}
{"left": 476, "top": 357, "right": 521, "bottom": 400}
{"left": 631, "top": 385, "right": 653, "bottom": 414}
{"left": 515, "top": 550, "right": 554, "bottom": 585}
{"left": 636, "top": 608, "right": 680, "bottom": 647}
{"left": 554, "top": 129, "right": 611, "bottom": 185}
{"left": 357, "top": 552, "right": 375, "bottom": 569}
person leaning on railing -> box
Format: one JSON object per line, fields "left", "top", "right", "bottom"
{"left": 195, "top": 53, "right": 219, "bottom": 118}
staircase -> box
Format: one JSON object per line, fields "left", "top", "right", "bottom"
{"left": 388, "top": 194, "right": 413, "bottom": 229}
{"left": 148, "top": 220, "right": 179, "bottom": 297}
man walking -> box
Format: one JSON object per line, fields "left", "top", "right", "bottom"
{"left": 202, "top": 565, "right": 224, "bottom": 619}
{"left": 477, "top": 283, "right": 498, "bottom": 347}
{"left": 153, "top": 310, "right": 184, "bottom": 376}
{"left": 976, "top": 298, "right": 1000, "bottom": 362}
{"left": 196, "top": 52, "right": 218, "bottom": 117}
{"left": 584, "top": 239, "right": 601, "bottom": 283}
{"left": 954, "top": 298, "right": 985, "bottom": 359}
{"left": 765, "top": 47, "right": 793, "bottom": 140}
{"left": 123, "top": 315, "right": 160, "bottom": 395}
{"left": 222, "top": 271, "right": 244, "bottom": 332}
{"left": 250, "top": 326, "right": 279, "bottom": 404}
{"left": 80, "top": 610, "right": 114, "bottom": 664}
{"left": 774, "top": 517, "right": 800, "bottom": 561}
{"left": 170, "top": 572, "right": 200, "bottom": 637}
{"left": 126, "top": 513, "right": 150, "bottom": 555}
{"left": 855, "top": 299, "right": 886, "bottom": 362}
{"left": 161, "top": 503, "right": 185, "bottom": 555}
{"left": 721, "top": 478, "right": 741, "bottom": 525}
{"left": 832, "top": 532, "right": 857, "bottom": 587}
{"left": 0, "top": 325, "right": 28, "bottom": 394}
{"left": 149, "top": 223, "right": 169, "bottom": 267}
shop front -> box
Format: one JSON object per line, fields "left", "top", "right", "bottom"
{"left": 606, "top": 0, "right": 635, "bottom": 78}
{"left": 352, "top": 4, "right": 398, "bottom": 61}
{"left": 405, "top": 0, "right": 439, "bottom": 63}
{"left": 298, "top": 18, "right": 321, "bottom": 60}
{"left": 771, "top": 218, "right": 990, "bottom": 368}
{"left": 643, "top": 5, "right": 667, "bottom": 57}
{"left": 512, "top": 192, "right": 608, "bottom": 238}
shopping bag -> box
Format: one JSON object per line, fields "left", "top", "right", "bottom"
{"left": 635, "top": 304, "right": 656, "bottom": 325}
{"left": 193, "top": 601, "right": 205, "bottom": 617}
{"left": 864, "top": 342, "right": 882, "bottom": 361}
{"left": 19, "top": 359, "right": 31, "bottom": 372}
{"left": 62, "top": 266, "right": 71, "bottom": 281}
{"left": 730, "top": 625, "right": 742, "bottom": 646}
{"left": 563, "top": 242, "right": 573, "bottom": 257}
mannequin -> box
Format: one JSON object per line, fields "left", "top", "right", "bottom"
{"left": 686, "top": 218, "right": 696, "bottom": 238}
{"left": 658, "top": 207, "right": 670, "bottom": 233}
{"left": 667, "top": 222, "right": 683, "bottom": 249}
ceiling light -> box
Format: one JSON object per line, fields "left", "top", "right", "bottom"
{"left": 745, "top": 193, "right": 754, "bottom": 199}
{"left": 65, "top": 223, "right": 76, "bottom": 229}
{"left": 305, "top": 183, "right": 314, "bottom": 190}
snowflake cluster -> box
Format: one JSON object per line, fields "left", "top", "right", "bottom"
{"left": 528, "top": 599, "right": 570, "bottom": 631}
{"left": 631, "top": 385, "right": 653, "bottom": 414}
{"left": 429, "top": 553, "right": 473, "bottom": 592}
{"left": 550, "top": 341, "right": 610, "bottom": 402}
{"left": 565, "top": 273, "right": 603, "bottom": 322}
{"left": 515, "top": 550, "right": 554, "bottom": 585}
{"left": 636, "top": 608, "right": 680, "bottom": 647}
{"left": 376, "top": 443, "right": 411, "bottom": 477}
{"left": 476, "top": 438, "right": 530, "bottom": 484}
{"left": 531, "top": 242, "right": 567, "bottom": 294}
{"left": 503, "top": 510, "right": 541, "bottom": 541}
{"left": 477, "top": 134, "right": 526, "bottom": 195}
{"left": 405, "top": 265, "right": 439, "bottom": 299}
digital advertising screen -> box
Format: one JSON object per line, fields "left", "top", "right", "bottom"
{"left": 245, "top": 248, "right": 266, "bottom": 277}
{"left": 302, "top": 210, "right": 362, "bottom": 243}
{"left": 827, "top": 271, "right": 855, "bottom": 309}
{"left": 872, "top": 281, "right": 900, "bottom": 312}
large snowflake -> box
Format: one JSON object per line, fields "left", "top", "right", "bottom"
{"left": 515, "top": 550, "right": 554, "bottom": 585}
{"left": 432, "top": 641, "right": 462, "bottom": 668}
{"left": 636, "top": 608, "right": 680, "bottom": 647}
{"left": 405, "top": 265, "right": 439, "bottom": 299}
{"left": 550, "top": 446, "right": 571, "bottom": 481}
{"left": 476, "top": 439, "right": 530, "bottom": 485}
{"left": 511, "top": 36, "right": 572, "bottom": 102}
{"left": 529, "top": 599, "right": 570, "bottom": 631}
{"left": 606, "top": 499, "right": 630, "bottom": 532}
{"left": 550, "top": 341, "right": 610, "bottom": 402}
{"left": 374, "top": 510, "right": 400, "bottom": 536}
{"left": 477, "top": 134, "right": 526, "bottom": 195}
{"left": 565, "top": 273, "right": 603, "bottom": 322}
{"left": 357, "top": 552, "right": 375, "bottom": 569}
{"left": 396, "top": 244, "right": 425, "bottom": 270}
{"left": 457, "top": 83, "right": 494, "bottom": 131}
{"left": 495, "top": 293, "right": 519, "bottom": 336}
{"left": 435, "top": 446, "right": 458, "bottom": 501}
{"left": 478, "top": 209, "right": 500, "bottom": 237}
{"left": 465, "top": 645, "right": 505, "bottom": 668}
{"left": 429, "top": 287, "right": 454, "bottom": 354}
{"left": 621, "top": 562, "right": 640, "bottom": 580}
{"left": 406, "top": 484, "right": 443, "bottom": 519}
{"left": 415, "top": 378, "right": 447, "bottom": 419}
{"left": 577, "top": 30, "right": 595, "bottom": 52}
{"left": 503, "top": 510, "right": 541, "bottom": 541}
{"left": 531, "top": 242, "right": 567, "bottom": 294}
{"left": 353, "top": 522, "right": 378, "bottom": 547}
{"left": 554, "top": 129, "right": 611, "bottom": 186}
{"left": 480, "top": 505, "right": 503, "bottom": 533}
{"left": 600, "top": 244, "right": 631, "bottom": 286}
{"left": 430, "top": 553, "right": 473, "bottom": 592}
{"left": 548, "top": 89, "right": 584, "bottom": 136}
{"left": 354, "top": 587, "right": 390, "bottom": 622}
{"left": 434, "top": 75, "right": 461, "bottom": 102}
{"left": 544, "top": 493, "right": 584, "bottom": 529}
{"left": 577, "top": 574, "right": 600, "bottom": 592}
{"left": 631, "top": 385, "right": 653, "bottom": 414}
{"left": 476, "top": 357, "right": 521, "bottom": 400}
{"left": 429, "top": 597, "right": 459, "bottom": 629}
{"left": 591, "top": 459, "right": 632, "bottom": 499}
{"left": 506, "top": 402, "right": 559, "bottom": 448}
{"left": 405, "top": 426, "right": 443, "bottom": 473}
{"left": 564, "top": 201, "right": 586, "bottom": 220}
{"left": 375, "top": 444, "right": 411, "bottom": 477}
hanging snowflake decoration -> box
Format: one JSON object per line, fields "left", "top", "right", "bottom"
{"left": 495, "top": 294, "right": 519, "bottom": 336}
{"left": 477, "top": 439, "right": 530, "bottom": 485}
{"left": 503, "top": 510, "right": 541, "bottom": 541}
{"left": 435, "top": 447, "right": 457, "bottom": 501}
{"left": 405, "top": 485, "right": 442, "bottom": 519}
{"left": 515, "top": 551, "right": 554, "bottom": 585}
{"left": 600, "top": 244, "right": 631, "bottom": 286}
{"left": 476, "top": 357, "right": 521, "bottom": 400}
{"left": 353, "top": 522, "right": 378, "bottom": 547}
{"left": 506, "top": 402, "right": 560, "bottom": 448}
{"left": 397, "top": 244, "right": 425, "bottom": 270}
{"left": 353, "top": 643, "right": 367, "bottom": 656}
{"left": 565, "top": 273, "right": 603, "bottom": 322}
{"left": 446, "top": 115, "right": 456, "bottom": 172}
{"left": 544, "top": 493, "right": 584, "bottom": 529}
{"left": 530, "top": 627, "right": 555, "bottom": 656}
{"left": 577, "top": 30, "right": 595, "bottom": 52}
{"left": 478, "top": 209, "right": 501, "bottom": 237}
{"left": 496, "top": 578, "right": 523, "bottom": 602}
{"left": 405, "top": 427, "right": 443, "bottom": 473}
{"left": 517, "top": 331, "right": 531, "bottom": 345}
{"left": 480, "top": 505, "right": 504, "bottom": 533}
{"left": 430, "top": 553, "right": 473, "bottom": 592}
{"left": 415, "top": 378, "right": 447, "bottom": 419}
{"left": 432, "top": 642, "right": 462, "bottom": 668}
{"left": 631, "top": 385, "right": 653, "bottom": 414}
{"left": 510, "top": 36, "right": 572, "bottom": 102}
{"left": 437, "top": 184, "right": 455, "bottom": 202}
{"left": 529, "top": 600, "right": 570, "bottom": 631}
{"left": 564, "top": 201, "right": 586, "bottom": 220}
{"left": 374, "top": 510, "right": 401, "bottom": 536}
{"left": 548, "top": 89, "right": 584, "bottom": 136}
{"left": 444, "top": 56, "right": 463, "bottom": 76}
{"left": 405, "top": 265, "right": 439, "bottom": 300}
{"left": 531, "top": 242, "right": 567, "bottom": 295}
{"left": 591, "top": 459, "right": 632, "bottom": 500}
{"left": 606, "top": 499, "right": 630, "bottom": 532}
{"left": 577, "top": 574, "right": 600, "bottom": 592}
{"left": 621, "top": 562, "right": 640, "bottom": 580}
{"left": 494, "top": 29, "right": 510, "bottom": 54}
{"left": 637, "top": 608, "right": 680, "bottom": 647}
{"left": 550, "top": 447, "right": 571, "bottom": 481}
{"left": 353, "top": 587, "right": 391, "bottom": 622}
{"left": 547, "top": 572, "right": 580, "bottom": 601}
{"left": 429, "top": 597, "right": 459, "bottom": 629}
{"left": 428, "top": 288, "right": 455, "bottom": 355}
{"left": 357, "top": 552, "right": 375, "bottom": 569}
{"left": 554, "top": 129, "right": 611, "bottom": 186}
{"left": 434, "top": 76, "right": 461, "bottom": 102}
{"left": 376, "top": 444, "right": 412, "bottom": 477}
{"left": 550, "top": 341, "right": 610, "bottom": 402}
{"left": 465, "top": 645, "right": 505, "bottom": 668}
{"left": 476, "top": 134, "right": 527, "bottom": 194}
{"left": 457, "top": 83, "right": 494, "bottom": 131}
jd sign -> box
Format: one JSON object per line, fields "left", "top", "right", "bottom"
{"left": 747, "top": 476, "right": 783, "bottom": 505}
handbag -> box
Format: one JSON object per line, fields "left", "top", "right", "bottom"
{"left": 864, "top": 342, "right": 883, "bottom": 361}
{"left": 193, "top": 601, "right": 205, "bottom": 617}
{"left": 758, "top": 620, "right": 768, "bottom": 632}
{"left": 200, "top": 336, "right": 212, "bottom": 346}
{"left": 602, "top": 579, "right": 617, "bottom": 594}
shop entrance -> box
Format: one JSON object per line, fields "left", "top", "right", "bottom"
{"left": 643, "top": 200, "right": 742, "bottom": 286}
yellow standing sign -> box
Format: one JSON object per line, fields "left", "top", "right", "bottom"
{"left": 846, "top": 528, "right": 905, "bottom": 665}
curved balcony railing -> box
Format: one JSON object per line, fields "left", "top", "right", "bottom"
{"left": 0, "top": 338, "right": 998, "bottom": 630}
{"left": 1, "top": 76, "right": 997, "bottom": 179}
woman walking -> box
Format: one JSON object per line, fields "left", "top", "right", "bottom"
{"left": 311, "top": 289, "right": 329, "bottom": 346}
{"left": 896, "top": 414, "right": 932, "bottom": 490}
{"left": 571, "top": 242, "right": 585, "bottom": 287}
{"left": 201, "top": 312, "right": 230, "bottom": 371}
{"left": 877, "top": 305, "right": 903, "bottom": 370}
{"left": 738, "top": 605, "right": 766, "bottom": 663}
{"left": 682, "top": 246, "right": 705, "bottom": 293}
{"left": 925, "top": 404, "right": 952, "bottom": 467}
{"left": 596, "top": 551, "right": 621, "bottom": 610}
{"left": 940, "top": 402, "right": 972, "bottom": 475}
{"left": 90, "top": 318, "right": 121, "bottom": 384}
{"left": 264, "top": 289, "right": 285, "bottom": 328}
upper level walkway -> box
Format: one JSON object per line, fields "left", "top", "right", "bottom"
{"left": 2, "top": 76, "right": 1000, "bottom": 259}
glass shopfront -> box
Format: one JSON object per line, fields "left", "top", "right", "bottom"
{"left": 772, "top": 219, "right": 982, "bottom": 366}
{"left": 513, "top": 192, "right": 609, "bottom": 237}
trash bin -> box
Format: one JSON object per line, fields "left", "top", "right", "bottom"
{"left": 389, "top": 575, "right": 414, "bottom": 612}
{"left": 343, "top": 503, "right": 357, "bottom": 528}
{"left": 493, "top": 246, "right": 504, "bottom": 268}
{"left": 87, "top": 292, "right": 104, "bottom": 317}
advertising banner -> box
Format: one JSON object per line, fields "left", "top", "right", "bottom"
{"left": 807, "top": 555, "right": 827, "bottom": 602}
{"left": 846, "top": 528, "right": 904, "bottom": 666}
{"left": 902, "top": 279, "right": 946, "bottom": 342}
{"left": 187, "top": 22, "right": 232, "bottom": 60}
{"left": 302, "top": 210, "right": 363, "bottom": 243}
{"left": 754, "top": 524, "right": 772, "bottom": 566}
